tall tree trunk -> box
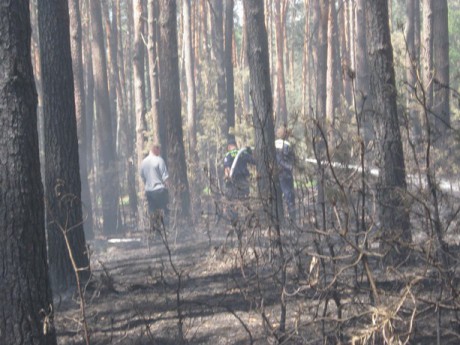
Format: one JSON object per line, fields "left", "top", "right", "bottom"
{"left": 241, "top": 13, "right": 251, "bottom": 118}
{"left": 69, "top": 0, "right": 94, "bottom": 240}
{"left": 339, "top": 0, "right": 352, "bottom": 106}
{"left": 274, "top": 0, "right": 288, "bottom": 127}
{"left": 184, "top": 0, "right": 200, "bottom": 215}
{"left": 405, "top": 0, "right": 421, "bottom": 139}
{"left": 366, "top": 0, "right": 412, "bottom": 262}
{"left": 102, "top": 0, "right": 117, "bottom": 142}
{"left": 148, "top": 0, "right": 161, "bottom": 144}
{"left": 225, "top": 0, "right": 236, "bottom": 141}
{"left": 124, "top": 0, "right": 139, "bottom": 217}
{"left": 133, "top": 0, "right": 146, "bottom": 228}
{"left": 243, "top": 0, "right": 286, "bottom": 337}
{"left": 243, "top": 0, "right": 283, "bottom": 223}
{"left": 302, "top": 0, "right": 311, "bottom": 118}
{"left": 313, "top": 0, "right": 328, "bottom": 209}
{"left": 326, "top": 1, "right": 338, "bottom": 145}
{"left": 38, "top": 0, "right": 90, "bottom": 291}
{"left": 414, "top": 0, "right": 421, "bottom": 64}
{"left": 90, "top": 0, "right": 121, "bottom": 235}
{"left": 209, "top": 0, "right": 227, "bottom": 138}
{"left": 422, "top": 0, "right": 433, "bottom": 112}
{"left": 115, "top": 0, "right": 126, "bottom": 155}
{"left": 0, "top": 1, "right": 57, "bottom": 343}
{"left": 348, "top": 0, "right": 355, "bottom": 77}
{"left": 184, "top": 0, "right": 197, "bottom": 153}
{"left": 30, "top": 0, "right": 44, "bottom": 163}
{"left": 83, "top": 0, "right": 96, "bottom": 229}
{"left": 315, "top": 0, "right": 328, "bottom": 122}
{"left": 159, "top": 0, "right": 191, "bottom": 218}
{"left": 354, "top": 0, "right": 370, "bottom": 109}
{"left": 355, "top": 0, "right": 372, "bottom": 142}
{"left": 433, "top": 0, "right": 450, "bottom": 132}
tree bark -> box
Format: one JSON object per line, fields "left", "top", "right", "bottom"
{"left": 38, "top": 0, "right": 90, "bottom": 291}
{"left": 326, "top": 1, "right": 338, "bottom": 144}
{"left": 225, "top": 0, "right": 236, "bottom": 141}
{"left": 148, "top": 0, "right": 161, "bottom": 144}
{"left": 302, "top": 0, "right": 311, "bottom": 118}
{"left": 366, "top": 0, "right": 412, "bottom": 262}
{"left": 313, "top": 0, "right": 328, "bottom": 209}
{"left": 69, "top": 0, "right": 94, "bottom": 240}
{"left": 159, "top": 0, "right": 191, "bottom": 217}
{"left": 0, "top": 1, "right": 57, "bottom": 343}
{"left": 274, "top": 0, "right": 288, "bottom": 127}
{"left": 354, "top": 0, "right": 370, "bottom": 109}
{"left": 133, "top": 0, "right": 146, "bottom": 228}
{"left": 209, "top": 0, "right": 227, "bottom": 137}
{"left": 433, "top": 0, "right": 450, "bottom": 132}
{"left": 339, "top": 0, "right": 352, "bottom": 106}
{"left": 422, "top": 0, "right": 433, "bottom": 112}
{"left": 243, "top": 1, "right": 286, "bottom": 336}
{"left": 405, "top": 0, "right": 421, "bottom": 138}
{"left": 89, "top": 0, "right": 121, "bottom": 235}
{"left": 184, "top": 0, "right": 197, "bottom": 154}
{"left": 315, "top": 0, "right": 328, "bottom": 122}
{"left": 243, "top": 0, "right": 283, "bottom": 224}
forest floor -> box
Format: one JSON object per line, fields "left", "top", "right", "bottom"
{"left": 54, "top": 212, "right": 287, "bottom": 345}
{"left": 53, "top": 182, "right": 460, "bottom": 345}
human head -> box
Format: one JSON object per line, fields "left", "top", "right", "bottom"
{"left": 227, "top": 138, "right": 237, "bottom": 151}
{"left": 276, "top": 126, "right": 290, "bottom": 140}
{"left": 151, "top": 142, "right": 161, "bottom": 156}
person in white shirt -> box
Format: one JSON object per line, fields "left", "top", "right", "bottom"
{"left": 140, "top": 143, "right": 169, "bottom": 219}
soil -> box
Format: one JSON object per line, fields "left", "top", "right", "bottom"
{"left": 53, "top": 200, "right": 460, "bottom": 345}
{"left": 55, "top": 215, "right": 282, "bottom": 345}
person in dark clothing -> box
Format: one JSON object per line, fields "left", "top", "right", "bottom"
{"left": 223, "top": 139, "right": 255, "bottom": 200}
{"left": 275, "top": 127, "right": 296, "bottom": 221}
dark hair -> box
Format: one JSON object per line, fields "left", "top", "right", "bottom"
{"left": 227, "top": 138, "right": 237, "bottom": 146}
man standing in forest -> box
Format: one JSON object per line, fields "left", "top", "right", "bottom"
{"left": 275, "top": 127, "right": 296, "bottom": 222}
{"left": 224, "top": 138, "right": 255, "bottom": 200}
{"left": 140, "top": 143, "right": 169, "bottom": 224}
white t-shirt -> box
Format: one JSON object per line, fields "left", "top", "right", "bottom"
{"left": 140, "top": 153, "right": 169, "bottom": 191}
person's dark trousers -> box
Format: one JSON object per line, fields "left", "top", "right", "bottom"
{"left": 146, "top": 188, "right": 169, "bottom": 225}
{"left": 279, "top": 175, "right": 295, "bottom": 221}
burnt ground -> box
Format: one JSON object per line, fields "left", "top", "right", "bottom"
{"left": 53, "top": 198, "right": 460, "bottom": 345}
{"left": 54, "top": 216, "right": 285, "bottom": 345}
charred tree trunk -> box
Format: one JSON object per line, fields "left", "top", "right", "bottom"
{"left": 184, "top": 0, "right": 197, "bottom": 154}
{"left": 243, "top": 1, "right": 286, "bottom": 338}
{"left": 38, "top": 0, "right": 90, "bottom": 292}
{"left": 433, "top": 0, "right": 450, "bottom": 133}
{"left": 354, "top": 0, "right": 370, "bottom": 105}
{"left": 102, "top": 0, "right": 117, "bottom": 142}
{"left": 405, "top": 0, "right": 422, "bottom": 139}
{"left": 0, "top": 2, "right": 57, "bottom": 343}
{"left": 243, "top": 0, "right": 283, "bottom": 224}
{"left": 274, "top": 0, "right": 288, "bottom": 127}
{"left": 133, "top": 0, "right": 146, "bottom": 228}
{"left": 225, "top": 0, "right": 236, "bottom": 141}
{"left": 148, "top": 0, "right": 161, "bottom": 144}
{"left": 69, "top": 0, "right": 94, "bottom": 240}
{"left": 366, "top": 0, "right": 412, "bottom": 263}
{"left": 422, "top": 0, "right": 433, "bottom": 113}
{"left": 209, "top": 0, "right": 227, "bottom": 138}
{"left": 313, "top": 0, "right": 328, "bottom": 210}
{"left": 302, "top": 0, "right": 311, "bottom": 118}
{"left": 326, "top": 1, "right": 339, "bottom": 145}
{"left": 89, "top": 0, "right": 121, "bottom": 235}
{"left": 159, "top": 0, "right": 191, "bottom": 218}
